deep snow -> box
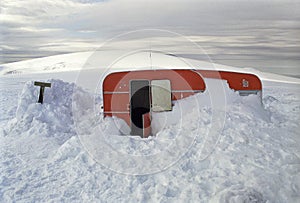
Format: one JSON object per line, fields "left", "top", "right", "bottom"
{"left": 0, "top": 77, "right": 299, "bottom": 202}
{"left": 0, "top": 52, "right": 300, "bottom": 202}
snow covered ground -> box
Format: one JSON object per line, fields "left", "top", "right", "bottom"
{"left": 0, "top": 52, "right": 299, "bottom": 202}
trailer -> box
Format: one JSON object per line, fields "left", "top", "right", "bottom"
{"left": 102, "top": 69, "right": 262, "bottom": 138}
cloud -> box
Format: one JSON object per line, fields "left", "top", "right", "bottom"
{"left": 0, "top": 0, "right": 299, "bottom": 75}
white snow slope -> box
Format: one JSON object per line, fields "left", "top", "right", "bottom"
{"left": 1, "top": 51, "right": 300, "bottom": 84}
{"left": 0, "top": 52, "right": 300, "bottom": 202}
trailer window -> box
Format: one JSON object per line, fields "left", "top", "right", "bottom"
{"left": 151, "top": 80, "right": 172, "bottom": 112}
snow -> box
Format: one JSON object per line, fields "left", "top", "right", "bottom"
{"left": 0, "top": 52, "right": 300, "bottom": 202}
{"left": 0, "top": 52, "right": 93, "bottom": 75}
{"left": 1, "top": 51, "right": 300, "bottom": 84}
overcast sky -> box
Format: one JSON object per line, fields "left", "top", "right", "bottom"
{"left": 1, "top": 0, "right": 300, "bottom": 76}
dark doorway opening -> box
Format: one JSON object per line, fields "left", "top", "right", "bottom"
{"left": 130, "top": 80, "right": 150, "bottom": 136}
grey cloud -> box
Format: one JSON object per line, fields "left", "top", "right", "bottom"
{"left": 0, "top": 0, "right": 299, "bottom": 76}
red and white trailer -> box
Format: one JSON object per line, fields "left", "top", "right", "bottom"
{"left": 102, "top": 69, "right": 262, "bottom": 137}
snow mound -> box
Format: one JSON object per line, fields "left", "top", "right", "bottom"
{"left": 4, "top": 79, "right": 91, "bottom": 145}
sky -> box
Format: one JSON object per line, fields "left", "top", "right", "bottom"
{"left": 0, "top": 0, "right": 300, "bottom": 76}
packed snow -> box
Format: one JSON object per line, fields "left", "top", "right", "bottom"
{"left": 0, "top": 52, "right": 300, "bottom": 202}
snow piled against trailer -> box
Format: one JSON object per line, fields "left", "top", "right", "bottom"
{"left": 0, "top": 79, "right": 300, "bottom": 202}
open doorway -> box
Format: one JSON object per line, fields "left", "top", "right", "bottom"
{"left": 130, "top": 80, "right": 150, "bottom": 136}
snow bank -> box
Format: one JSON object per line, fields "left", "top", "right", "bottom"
{"left": 1, "top": 79, "right": 299, "bottom": 202}
{"left": 5, "top": 80, "right": 79, "bottom": 144}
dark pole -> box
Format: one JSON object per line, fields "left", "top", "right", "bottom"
{"left": 38, "top": 86, "right": 45, "bottom": 103}
{"left": 34, "top": 82, "right": 51, "bottom": 104}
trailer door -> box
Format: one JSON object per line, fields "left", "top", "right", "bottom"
{"left": 151, "top": 80, "right": 172, "bottom": 112}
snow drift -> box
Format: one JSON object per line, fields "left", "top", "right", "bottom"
{"left": 0, "top": 79, "right": 299, "bottom": 202}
